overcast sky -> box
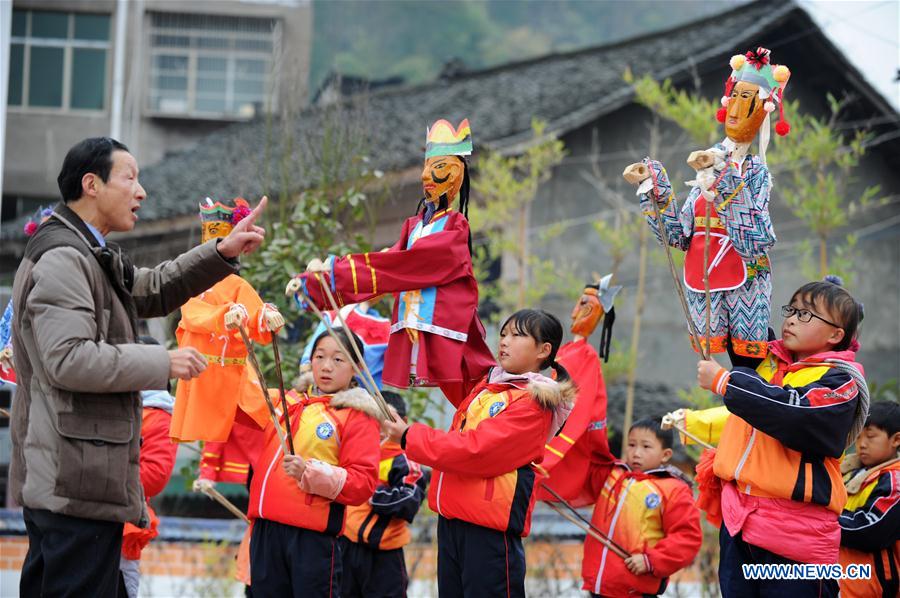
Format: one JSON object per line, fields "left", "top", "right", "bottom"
{"left": 800, "top": 0, "right": 899, "bottom": 110}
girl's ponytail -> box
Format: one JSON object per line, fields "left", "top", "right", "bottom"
{"left": 551, "top": 359, "right": 571, "bottom": 385}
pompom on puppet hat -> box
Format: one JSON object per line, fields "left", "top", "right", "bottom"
{"left": 23, "top": 206, "right": 54, "bottom": 236}
{"left": 716, "top": 47, "right": 792, "bottom": 137}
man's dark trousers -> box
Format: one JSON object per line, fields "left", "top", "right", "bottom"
{"left": 21, "top": 507, "right": 124, "bottom": 597}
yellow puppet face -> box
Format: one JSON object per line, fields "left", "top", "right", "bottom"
{"left": 201, "top": 220, "right": 233, "bottom": 243}
{"left": 421, "top": 155, "right": 464, "bottom": 206}
{"left": 570, "top": 288, "right": 604, "bottom": 337}
{"left": 725, "top": 80, "right": 768, "bottom": 143}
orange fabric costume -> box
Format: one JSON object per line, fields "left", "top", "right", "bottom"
{"left": 170, "top": 274, "right": 272, "bottom": 442}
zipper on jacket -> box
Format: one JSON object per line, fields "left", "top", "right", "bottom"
{"left": 734, "top": 428, "right": 756, "bottom": 482}
{"left": 258, "top": 446, "right": 283, "bottom": 518}
{"left": 594, "top": 478, "right": 633, "bottom": 595}
{"left": 435, "top": 471, "right": 445, "bottom": 516}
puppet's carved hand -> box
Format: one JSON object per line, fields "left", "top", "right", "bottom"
{"left": 687, "top": 150, "right": 715, "bottom": 171}
{"left": 192, "top": 478, "right": 216, "bottom": 493}
{"left": 285, "top": 277, "right": 302, "bottom": 296}
{"left": 225, "top": 303, "right": 249, "bottom": 330}
{"left": 261, "top": 304, "right": 285, "bottom": 332}
{"left": 661, "top": 408, "right": 687, "bottom": 430}
{"left": 0, "top": 346, "right": 13, "bottom": 371}
{"left": 623, "top": 162, "right": 650, "bottom": 185}
{"left": 306, "top": 256, "right": 333, "bottom": 273}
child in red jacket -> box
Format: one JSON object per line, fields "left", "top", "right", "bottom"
{"left": 247, "top": 328, "right": 382, "bottom": 597}
{"left": 583, "top": 418, "right": 702, "bottom": 596}
{"left": 119, "top": 389, "right": 179, "bottom": 598}
{"left": 383, "top": 309, "right": 574, "bottom": 598}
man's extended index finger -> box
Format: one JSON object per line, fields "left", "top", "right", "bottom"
{"left": 242, "top": 196, "right": 268, "bottom": 228}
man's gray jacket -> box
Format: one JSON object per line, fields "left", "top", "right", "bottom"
{"left": 10, "top": 204, "right": 237, "bottom": 524}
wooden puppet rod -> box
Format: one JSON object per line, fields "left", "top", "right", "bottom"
{"left": 540, "top": 483, "right": 629, "bottom": 559}
{"left": 646, "top": 167, "right": 710, "bottom": 360}
{"left": 295, "top": 279, "right": 396, "bottom": 422}
{"left": 269, "top": 333, "right": 296, "bottom": 455}
{"left": 702, "top": 198, "right": 714, "bottom": 360}
{"left": 315, "top": 276, "right": 394, "bottom": 419}
{"left": 236, "top": 326, "right": 292, "bottom": 456}
{"left": 544, "top": 502, "right": 630, "bottom": 560}
{"left": 674, "top": 423, "right": 715, "bottom": 451}
{"left": 198, "top": 485, "right": 250, "bottom": 524}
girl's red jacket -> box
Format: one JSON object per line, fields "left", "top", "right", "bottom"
{"left": 406, "top": 372, "right": 572, "bottom": 536}
{"left": 248, "top": 389, "right": 381, "bottom": 535}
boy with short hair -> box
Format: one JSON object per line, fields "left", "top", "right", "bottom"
{"left": 341, "top": 391, "right": 428, "bottom": 597}
{"left": 839, "top": 401, "right": 900, "bottom": 597}
{"left": 582, "top": 418, "right": 702, "bottom": 597}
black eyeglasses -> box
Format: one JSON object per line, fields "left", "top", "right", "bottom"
{"left": 781, "top": 305, "right": 842, "bottom": 329}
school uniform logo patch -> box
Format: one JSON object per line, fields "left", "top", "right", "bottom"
{"left": 316, "top": 422, "right": 335, "bottom": 440}
{"left": 488, "top": 401, "right": 506, "bottom": 417}
{"left": 645, "top": 493, "right": 661, "bottom": 509}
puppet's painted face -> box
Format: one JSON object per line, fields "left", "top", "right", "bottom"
{"left": 201, "top": 220, "right": 233, "bottom": 244}
{"left": 571, "top": 288, "right": 604, "bottom": 337}
{"left": 422, "top": 155, "right": 464, "bottom": 206}
{"left": 725, "top": 80, "right": 768, "bottom": 143}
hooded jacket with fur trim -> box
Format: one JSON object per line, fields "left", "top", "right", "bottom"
{"left": 248, "top": 388, "right": 381, "bottom": 535}
{"left": 405, "top": 368, "right": 576, "bottom": 536}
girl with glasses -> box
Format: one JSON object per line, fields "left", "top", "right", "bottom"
{"left": 682, "top": 275, "right": 866, "bottom": 597}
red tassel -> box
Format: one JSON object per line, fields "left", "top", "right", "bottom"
{"left": 24, "top": 221, "right": 38, "bottom": 236}
{"left": 716, "top": 107, "right": 727, "bottom": 123}
{"left": 775, "top": 96, "right": 790, "bottom": 136}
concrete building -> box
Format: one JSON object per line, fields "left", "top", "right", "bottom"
{"left": 2, "top": 0, "right": 312, "bottom": 229}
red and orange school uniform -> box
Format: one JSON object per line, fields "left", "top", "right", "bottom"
{"left": 198, "top": 418, "right": 266, "bottom": 485}
{"left": 170, "top": 274, "right": 274, "bottom": 442}
{"left": 247, "top": 387, "right": 381, "bottom": 597}
{"left": 404, "top": 369, "right": 573, "bottom": 596}
{"left": 341, "top": 440, "right": 428, "bottom": 597}
{"left": 838, "top": 457, "right": 900, "bottom": 597}
{"left": 685, "top": 341, "right": 864, "bottom": 564}
{"left": 343, "top": 441, "right": 427, "bottom": 549}
{"left": 121, "top": 397, "right": 179, "bottom": 596}
{"left": 582, "top": 463, "right": 702, "bottom": 596}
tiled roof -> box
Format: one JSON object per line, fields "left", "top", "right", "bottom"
{"left": 4, "top": 0, "right": 895, "bottom": 239}
{"left": 124, "top": 0, "right": 804, "bottom": 222}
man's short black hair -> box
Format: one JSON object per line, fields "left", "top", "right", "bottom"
{"left": 381, "top": 390, "right": 407, "bottom": 419}
{"left": 865, "top": 401, "right": 900, "bottom": 436}
{"left": 57, "top": 137, "right": 129, "bottom": 203}
{"left": 630, "top": 416, "right": 674, "bottom": 450}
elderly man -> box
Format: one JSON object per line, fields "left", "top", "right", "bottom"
{"left": 9, "top": 136, "right": 267, "bottom": 597}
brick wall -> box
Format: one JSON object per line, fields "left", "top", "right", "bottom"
{"left": 0, "top": 536, "right": 697, "bottom": 596}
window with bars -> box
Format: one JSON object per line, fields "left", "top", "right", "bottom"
{"left": 7, "top": 10, "right": 111, "bottom": 112}
{"left": 147, "top": 12, "right": 278, "bottom": 119}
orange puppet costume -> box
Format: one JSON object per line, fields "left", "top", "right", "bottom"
{"left": 170, "top": 198, "right": 283, "bottom": 443}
